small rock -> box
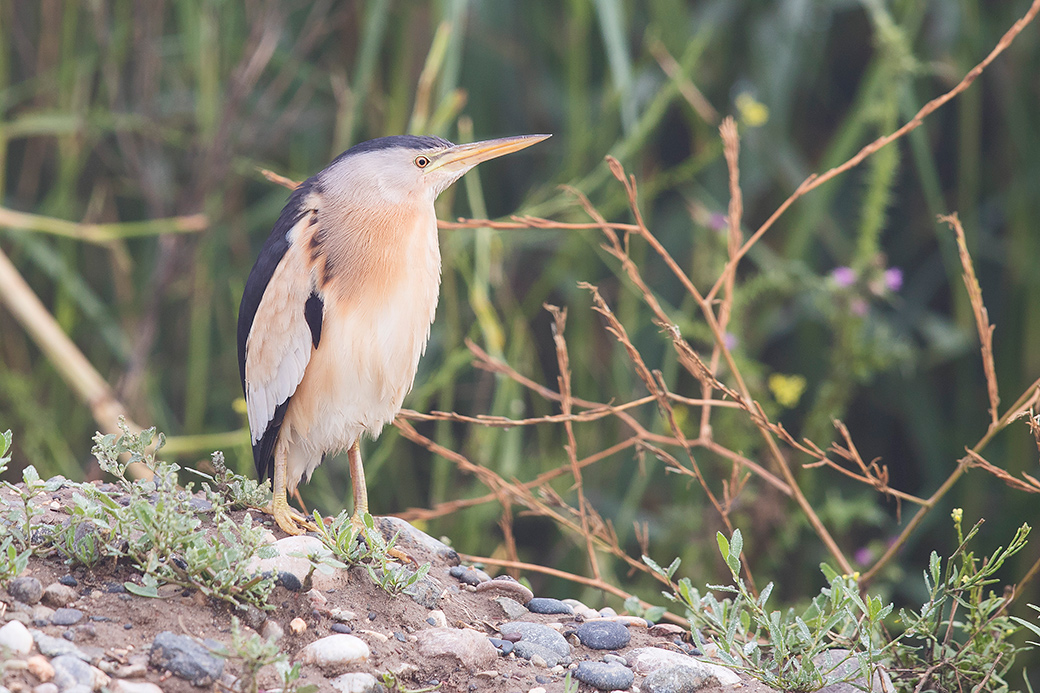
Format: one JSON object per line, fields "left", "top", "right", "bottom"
{"left": 261, "top": 620, "right": 284, "bottom": 641}
{"left": 296, "top": 634, "right": 371, "bottom": 672}
{"left": 289, "top": 617, "right": 307, "bottom": 634}
{"left": 454, "top": 569, "right": 485, "bottom": 586}
{"left": 109, "top": 682, "right": 164, "bottom": 693}
{"left": 416, "top": 627, "right": 497, "bottom": 669}
{"left": 643, "top": 664, "right": 712, "bottom": 693}
{"left": 234, "top": 604, "right": 267, "bottom": 631}
{"left": 0, "top": 621, "right": 34, "bottom": 655}
{"left": 330, "top": 608, "right": 356, "bottom": 622}
{"left": 33, "top": 684, "right": 59, "bottom": 693}
{"left": 603, "top": 653, "right": 628, "bottom": 666}
{"left": 488, "top": 637, "right": 514, "bottom": 655}
{"left": 574, "top": 661, "right": 635, "bottom": 691}
{"left": 149, "top": 631, "right": 224, "bottom": 686}
{"left": 51, "top": 655, "right": 94, "bottom": 690}
{"left": 8, "top": 577, "right": 44, "bottom": 605}
{"left": 276, "top": 571, "right": 303, "bottom": 592}
{"left": 58, "top": 576, "right": 78, "bottom": 588}
{"left": 494, "top": 596, "right": 529, "bottom": 620}
{"left": 514, "top": 641, "right": 564, "bottom": 668}
{"left": 599, "top": 606, "right": 618, "bottom": 618}
{"left": 527, "top": 598, "right": 574, "bottom": 615}
{"left": 374, "top": 516, "right": 460, "bottom": 566}
{"left": 307, "top": 589, "right": 328, "bottom": 609}
{"left": 51, "top": 608, "right": 84, "bottom": 626}
{"left": 426, "top": 610, "right": 448, "bottom": 628}
{"left": 499, "top": 622, "right": 571, "bottom": 659}
{"left": 330, "top": 672, "right": 381, "bottom": 693}
{"left": 42, "top": 583, "right": 78, "bottom": 608}
{"left": 628, "top": 648, "right": 740, "bottom": 686}
{"left": 563, "top": 598, "right": 600, "bottom": 620}
{"left": 32, "top": 605, "right": 55, "bottom": 626}
{"left": 648, "top": 623, "right": 687, "bottom": 638}
{"left": 473, "top": 579, "right": 534, "bottom": 603}
{"left": 32, "top": 631, "right": 87, "bottom": 659}
{"left": 330, "top": 623, "right": 352, "bottom": 634}
{"left": 27, "top": 655, "right": 55, "bottom": 681}
{"left": 246, "top": 535, "right": 336, "bottom": 591}
{"left": 576, "top": 621, "right": 631, "bottom": 650}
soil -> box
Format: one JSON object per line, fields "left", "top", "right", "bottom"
{"left": 1, "top": 481, "right": 781, "bottom": 693}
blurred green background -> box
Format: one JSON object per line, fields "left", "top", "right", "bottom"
{"left": 1, "top": 0, "right": 1039, "bottom": 649}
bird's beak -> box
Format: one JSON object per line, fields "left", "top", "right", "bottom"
{"left": 427, "top": 134, "right": 551, "bottom": 175}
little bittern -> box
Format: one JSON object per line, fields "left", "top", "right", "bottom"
{"left": 237, "top": 133, "right": 549, "bottom": 534}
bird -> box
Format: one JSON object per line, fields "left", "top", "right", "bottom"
{"left": 237, "top": 133, "right": 550, "bottom": 535}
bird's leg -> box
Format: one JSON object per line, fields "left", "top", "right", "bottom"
{"left": 268, "top": 442, "right": 317, "bottom": 535}
{"left": 347, "top": 441, "right": 409, "bottom": 563}
{"left": 347, "top": 440, "right": 369, "bottom": 534}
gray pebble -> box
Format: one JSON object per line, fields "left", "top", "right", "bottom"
{"left": 150, "top": 631, "right": 224, "bottom": 686}
{"left": 488, "top": 637, "right": 514, "bottom": 656}
{"left": 456, "top": 569, "right": 484, "bottom": 586}
{"left": 8, "top": 577, "right": 43, "bottom": 605}
{"left": 275, "top": 571, "right": 303, "bottom": 592}
{"left": 32, "top": 631, "right": 87, "bottom": 659}
{"left": 603, "top": 653, "right": 629, "bottom": 666}
{"left": 42, "top": 583, "right": 78, "bottom": 608}
{"left": 51, "top": 654, "right": 94, "bottom": 690}
{"left": 643, "top": 664, "right": 712, "bottom": 692}
{"left": 574, "top": 661, "right": 634, "bottom": 690}
{"left": 33, "top": 685, "right": 58, "bottom": 693}
{"left": 58, "top": 575, "right": 78, "bottom": 587}
{"left": 331, "top": 623, "right": 353, "bottom": 634}
{"left": 51, "top": 608, "right": 84, "bottom": 626}
{"left": 494, "top": 597, "right": 529, "bottom": 620}
{"left": 576, "top": 620, "right": 630, "bottom": 650}
{"left": 499, "top": 622, "right": 570, "bottom": 658}
{"left": 526, "top": 598, "right": 574, "bottom": 615}
{"left": 514, "top": 641, "right": 562, "bottom": 667}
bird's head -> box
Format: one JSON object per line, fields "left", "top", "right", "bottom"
{"left": 318, "top": 134, "right": 550, "bottom": 209}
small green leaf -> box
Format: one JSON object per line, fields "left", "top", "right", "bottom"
{"left": 124, "top": 581, "right": 161, "bottom": 598}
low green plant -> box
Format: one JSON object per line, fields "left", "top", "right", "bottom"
{"left": 48, "top": 420, "right": 278, "bottom": 608}
{"left": 890, "top": 510, "right": 1031, "bottom": 693}
{"left": 314, "top": 510, "right": 431, "bottom": 597}
{"left": 187, "top": 451, "right": 269, "bottom": 510}
{"left": 379, "top": 670, "right": 441, "bottom": 693}
{"left": 649, "top": 529, "right": 891, "bottom": 692}
{"left": 0, "top": 428, "right": 64, "bottom": 554}
{"left": 217, "top": 616, "right": 317, "bottom": 693}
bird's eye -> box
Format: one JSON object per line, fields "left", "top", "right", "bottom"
{"left": 414, "top": 155, "right": 431, "bottom": 169}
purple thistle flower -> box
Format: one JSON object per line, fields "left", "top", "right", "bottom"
{"left": 884, "top": 267, "right": 903, "bottom": 292}
{"left": 830, "top": 266, "right": 857, "bottom": 287}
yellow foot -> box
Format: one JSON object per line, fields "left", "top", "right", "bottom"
{"left": 265, "top": 500, "right": 319, "bottom": 536}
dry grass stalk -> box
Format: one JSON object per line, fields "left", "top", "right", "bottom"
{"left": 941, "top": 213, "right": 1000, "bottom": 426}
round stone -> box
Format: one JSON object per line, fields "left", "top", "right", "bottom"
{"left": 643, "top": 664, "right": 710, "bottom": 693}
{"left": 51, "top": 655, "right": 94, "bottom": 690}
{"left": 296, "top": 634, "right": 371, "bottom": 672}
{"left": 0, "top": 620, "right": 34, "bottom": 655}
{"left": 7, "top": 576, "right": 43, "bottom": 605}
{"left": 499, "top": 622, "right": 570, "bottom": 658}
{"left": 488, "top": 637, "right": 514, "bottom": 656}
{"left": 526, "top": 598, "right": 574, "bottom": 615}
{"left": 51, "top": 608, "right": 84, "bottom": 626}
{"left": 576, "top": 621, "right": 631, "bottom": 650}
{"left": 574, "top": 661, "right": 634, "bottom": 691}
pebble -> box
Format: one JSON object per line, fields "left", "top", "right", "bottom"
{"left": 32, "top": 631, "right": 87, "bottom": 659}
{"left": 50, "top": 608, "right": 84, "bottom": 626}
{"left": 27, "top": 655, "right": 55, "bottom": 682}
{"left": 603, "top": 653, "right": 629, "bottom": 666}
{"left": 8, "top": 577, "right": 44, "bottom": 605}
{"left": 643, "top": 664, "right": 711, "bottom": 693}
{"left": 473, "top": 578, "right": 534, "bottom": 603}
{"left": 0, "top": 621, "right": 34, "bottom": 655}
{"left": 50, "top": 655, "right": 94, "bottom": 690}
{"left": 628, "top": 647, "right": 740, "bottom": 685}
{"left": 330, "top": 608, "right": 356, "bottom": 622}
{"left": 488, "top": 637, "right": 514, "bottom": 655}
{"left": 499, "top": 622, "right": 570, "bottom": 659}
{"left": 514, "top": 641, "right": 565, "bottom": 668}
{"left": 574, "top": 661, "right": 635, "bottom": 691}
{"left": 246, "top": 535, "right": 336, "bottom": 591}
{"left": 451, "top": 568, "right": 486, "bottom": 586}
{"left": 494, "top": 596, "right": 529, "bottom": 620}
{"left": 330, "top": 672, "right": 381, "bottom": 693}
{"left": 261, "top": 620, "right": 284, "bottom": 641}
{"left": 109, "top": 682, "right": 164, "bottom": 693}
{"left": 58, "top": 575, "right": 78, "bottom": 587}
{"left": 526, "top": 597, "right": 574, "bottom": 615}
{"left": 426, "top": 609, "right": 448, "bottom": 628}
{"left": 149, "top": 631, "right": 225, "bottom": 686}
{"left": 330, "top": 623, "right": 353, "bottom": 634}
{"left": 290, "top": 617, "right": 307, "bottom": 634}
{"left": 42, "top": 583, "right": 79, "bottom": 608}
{"left": 276, "top": 571, "right": 303, "bottom": 592}
{"left": 599, "top": 606, "right": 618, "bottom": 618}
{"left": 296, "top": 634, "right": 371, "bottom": 672}
{"left": 416, "top": 627, "right": 497, "bottom": 669}
{"left": 33, "top": 684, "right": 58, "bottom": 693}
{"left": 576, "top": 621, "right": 631, "bottom": 650}
{"left": 648, "top": 623, "right": 687, "bottom": 638}
{"left": 32, "top": 605, "right": 56, "bottom": 626}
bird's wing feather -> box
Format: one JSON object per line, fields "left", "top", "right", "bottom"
{"left": 237, "top": 179, "right": 324, "bottom": 479}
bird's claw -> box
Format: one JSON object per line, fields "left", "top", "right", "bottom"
{"left": 266, "top": 499, "right": 319, "bottom": 536}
